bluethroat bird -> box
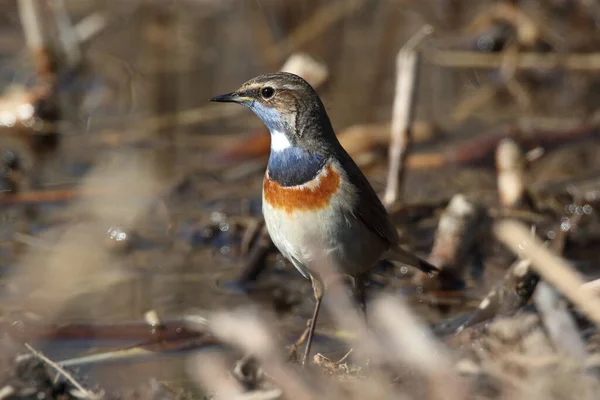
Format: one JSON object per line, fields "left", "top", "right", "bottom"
{"left": 211, "top": 72, "right": 438, "bottom": 366}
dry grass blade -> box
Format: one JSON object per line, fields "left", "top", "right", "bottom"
{"left": 372, "top": 295, "right": 465, "bottom": 400}
{"left": 494, "top": 220, "right": 600, "bottom": 327}
{"left": 372, "top": 295, "right": 451, "bottom": 374}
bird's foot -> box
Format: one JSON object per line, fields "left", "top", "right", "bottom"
{"left": 286, "top": 319, "right": 311, "bottom": 363}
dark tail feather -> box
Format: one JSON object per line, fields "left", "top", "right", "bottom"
{"left": 384, "top": 245, "right": 439, "bottom": 274}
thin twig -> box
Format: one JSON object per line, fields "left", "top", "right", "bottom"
{"left": 383, "top": 25, "right": 433, "bottom": 208}
{"left": 336, "top": 348, "right": 353, "bottom": 364}
{"left": 24, "top": 343, "right": 103, "bottom": 399}
{"left": 429, "top": 50, "right": 600, "bottom": 71}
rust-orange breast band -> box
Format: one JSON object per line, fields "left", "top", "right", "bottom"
{"left": 263, "top": 165, "right": 341, "bottom": 214}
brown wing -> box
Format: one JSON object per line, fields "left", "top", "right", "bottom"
{"left": 335, "top": 145, "right": 438, "bottom": 274}
{"left": 335, "top": 147, "right": 400, "bottom": 247}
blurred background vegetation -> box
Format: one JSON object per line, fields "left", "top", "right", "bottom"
{"left": 0, "top": 0, "right": 600, "bottom": 398}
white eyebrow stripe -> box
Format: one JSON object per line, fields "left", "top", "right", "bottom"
{"left": 270, "top": 130, "right": 291, "bottom": 152}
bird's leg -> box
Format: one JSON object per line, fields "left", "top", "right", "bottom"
{"left": 302, "top": 274, "right": 324, "bottom": 368}
{"left": 287, "top": 319, "right": 311, "bottom": 362}
{"left": 346, "top": 273, "right": 369, "bottom": 324}
{"left": 351, "top": 273, "right": 372, "bottom": 370}
{"left": 354, "top": 273, "right": 369, "bottom": 325}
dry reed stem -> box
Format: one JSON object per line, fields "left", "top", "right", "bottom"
{"left": 494, "top": 220, "right": 600, "bottom": 327}
{"left": 17, "top": 0, "right": 45, "bottom": 52}
{"left": 417, "top": 194, "right": 479, "bottom": 286}
{"left": 383, "top": 25, "right": 433, "bottom": 208}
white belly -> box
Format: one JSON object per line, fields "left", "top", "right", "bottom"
{"left": 262, "top": 196, "right": 386, "bottom": 280}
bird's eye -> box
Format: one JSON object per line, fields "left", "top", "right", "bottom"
{"left": 261, "top": 87, "right": 275, "bottom": 99}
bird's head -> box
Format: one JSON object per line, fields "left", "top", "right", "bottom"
{"left": 210, "top": 72, "right": 333, "bottom": 152}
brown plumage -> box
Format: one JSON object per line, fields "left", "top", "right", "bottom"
{"left": 211, "top": 72, "right": 439, "bottom": 368}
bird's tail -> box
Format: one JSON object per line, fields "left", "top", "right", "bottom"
{"left": 384, "top": 245, "right": 438, "bottom": 275}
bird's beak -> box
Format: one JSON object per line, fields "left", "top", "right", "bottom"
{"left": 210, "top": 92, "right": 240, "bottom": 103}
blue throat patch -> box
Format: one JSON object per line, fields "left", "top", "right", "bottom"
{"left": 267, "top": 147, "right": 327, "bottom": 187}
{"left": 249, "top": 101, "right": 327, "bottom": 186}
{"left": 250, "top": 102, "right": 287, "bottom": 133}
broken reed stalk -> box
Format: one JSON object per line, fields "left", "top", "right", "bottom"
{"left": 494, "top": 220, "right": 600, "bottom": 327}
{"left": 496, "top": 138, "right": 528, "bottom": 208}
{"left": 455, "top": 256, "right": 539, "bottom": 334}
{"left": 383, "top": 25, "right": 433, "bottom": 208}
{"left": 416, "top": 194, "right": 479, "bottom": 287}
